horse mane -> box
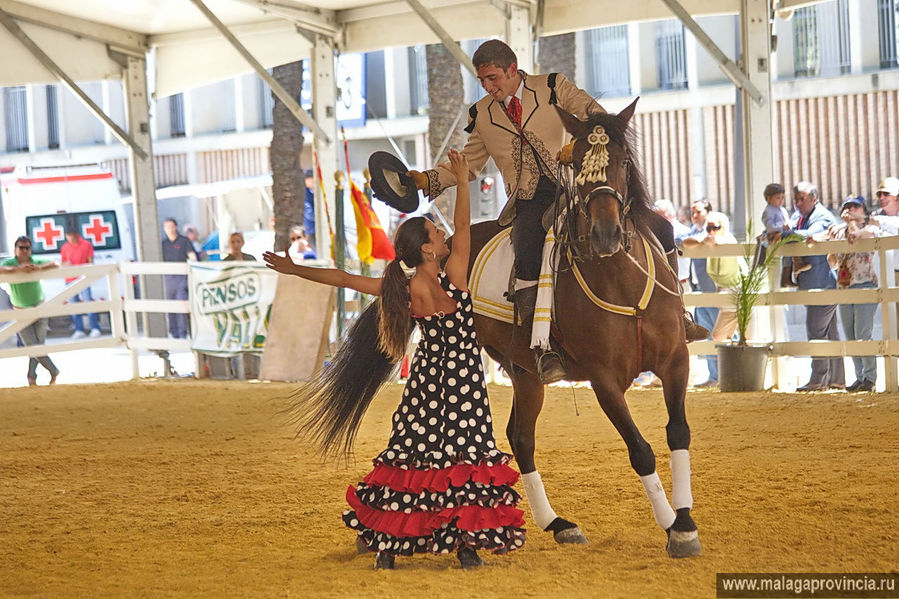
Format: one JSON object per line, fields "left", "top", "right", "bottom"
{"left": 581, "top": 111, "right": 655, "bottom": 221}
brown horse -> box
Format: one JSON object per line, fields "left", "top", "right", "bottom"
{"left": 465, "top": 100, "right": 701, "bottom": 557}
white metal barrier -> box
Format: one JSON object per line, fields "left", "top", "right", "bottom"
{"left": 682, "top": 236, "right": 899, "bottom": 392}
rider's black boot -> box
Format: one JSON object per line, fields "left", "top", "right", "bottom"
{"left": 514, "top": 286, "right": 567, "bottom": 384}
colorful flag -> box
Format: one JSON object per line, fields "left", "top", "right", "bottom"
{"left": 349, "top": 180, "right": 395, "bottom": 264}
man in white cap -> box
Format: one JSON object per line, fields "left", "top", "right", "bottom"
{"left": 871, "top": 177, "right": 899, "bottom": 221}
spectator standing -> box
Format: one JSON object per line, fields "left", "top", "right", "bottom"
{"left": 676, "top": 199, "right": 719, "bottom": 387}
{"left": 222, "top": 232, "right": 256, "bottom": 262}
{"left": 162, "top": 218, "right": 198, "bottom": 339}
{"left": 303, "top": 168, "right": 316, "bottom": 248}
{"left": 183, "top": 224, "right": 206, "bottom": 261}
{"left": 871, "top": 177, "right": 899, "bottom": 218}
{"left": 0, "top": 235, "right": 60, "bottom": 385}
{"left": 702, "top": 212, "right": 741, "bottom": 347}
{"left": 823, "top": 195, "right": 880, "bottom": 392}
{"left": 786, "top": 181, "right": 844, "bottom": 391}
{"left": 60, "top": 229, "right": 101, "bottom": 338}
{"left": 289, "top": 226, "right": 317, "bottom": 260}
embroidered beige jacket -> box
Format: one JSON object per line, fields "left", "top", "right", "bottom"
{"left": 425, "top": 71, "right": 604, "bottom": 226}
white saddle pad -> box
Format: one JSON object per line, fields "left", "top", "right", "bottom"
{"left": 470, "top": 228, "right": 516, "bottom": 324}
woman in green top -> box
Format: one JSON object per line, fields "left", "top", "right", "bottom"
{"left": 0, "top": 236, "right": 60, "bottom": 385}
{"left": 683, "top": 212, "right": 742, "bottom": 344}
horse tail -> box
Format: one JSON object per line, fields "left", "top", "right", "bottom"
{"left": 286, "top": 299, "right": 399, "bottom": 458}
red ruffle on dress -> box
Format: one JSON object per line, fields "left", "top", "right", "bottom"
{"left": 342, "top": 274, "right": 526, "bottom": 556}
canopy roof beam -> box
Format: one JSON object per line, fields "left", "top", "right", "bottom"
{"left": 403, "top": 0, "right": 476, "bottom": 77}
{"left": 0, "top": 7, "right": 148, "bottom": 159}
{"left": 660, "top": 0, "right": 764, "bottom": 104}
{"left": 187, "top": 0, "right": 331, "bottom": 143}
{"left": 0, "top": 0, "right": 147, "bottom": 54}
{"left": 229, "top": 0, "right": 340, "bottom": 39}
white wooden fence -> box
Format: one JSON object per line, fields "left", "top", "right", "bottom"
{"left": 2, "top": 237, "right": 899, "bottom": 390}
{"left": 682, "top": 235, "right": 899, "bottom": 392}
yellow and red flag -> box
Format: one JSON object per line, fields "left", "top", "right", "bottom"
{"left": 349, "top": 180, "right": 395, "bottom": 264}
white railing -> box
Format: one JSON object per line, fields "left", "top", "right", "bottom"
{"left": 0, "top": 264, "right": 125, "bottom": 358}
{"left": 0, "top": 262, "right": 198, "bottom": 379}
{"left": 682, "top": 235, "right": 899, "bottom": 392}
{"left": 4, "top": 241, "right": 899, "bottom": 390}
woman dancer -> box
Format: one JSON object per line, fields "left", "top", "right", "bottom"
{"left": 263, "top": 150, "right": 525, "bottom": 570}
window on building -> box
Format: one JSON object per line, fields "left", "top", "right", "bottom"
{"left": 585, "top": 25, "right": 631, "bottom": 97}
{"left": 655, "top": 20, "right": 688, "bottom": 90}
{"left": 46, "top": 85, "right": 59, "bottom": 150}
{"left": 879, "top": 0, "right": 899, "bottom": 68}
{"left": 365, "top": 50, "right": 387, "bottom": 119}
{"left": 793, "top": 0, "right": 851, "bottom": 77}
{"left": 462, "top": 38, "right": 488, "bottom": 104}
{"left": 170, "top": 92, "right": 186, "bottom": 137}
{"left": 4, "top": 86, "right": 29, "bottom": 152}
{"left": 408, "top": 45, "right": 429, "bottom": 116}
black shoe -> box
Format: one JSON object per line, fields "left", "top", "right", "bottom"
{"left": 796, "top": 382, "right": 827, "bottom": 392}
{"left": 457, "top": 547, "right": 484, "bottom": 570}
{"left": 856, "top": 379, "right": 875, "bottom": 392}
{"left": 535, "top": 348, "right": 567, "bottom": 384}
{"left": 374, "top": 552, "right": 395, "bottom": 570}
{"left": 846, "top": 380, "right": 863, "bottom": 392}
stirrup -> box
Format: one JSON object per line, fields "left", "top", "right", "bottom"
{"left": 535, "top": 348, "right": 567, "bottom": 384}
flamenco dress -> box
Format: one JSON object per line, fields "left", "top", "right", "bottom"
{"left": 343, "top": 273, "right": 526, "bottom": 555}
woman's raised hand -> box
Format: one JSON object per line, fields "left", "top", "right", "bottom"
{"left": 447, "top": 149, "right": 468, "bottom": 181}
{"left": 262, "top": 251, "right": 296, "bottom": 275}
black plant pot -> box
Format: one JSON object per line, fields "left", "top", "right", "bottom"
{"left": 716, "top": 343, "right": 771, "bottom": 392}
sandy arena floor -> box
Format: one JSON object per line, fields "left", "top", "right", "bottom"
{"left": 0, "top": 380, "right": 896, "bottom": 598}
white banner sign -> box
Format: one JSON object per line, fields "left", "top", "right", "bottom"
{"left": 189, "top": 263, "right": 278, "bottom": 356}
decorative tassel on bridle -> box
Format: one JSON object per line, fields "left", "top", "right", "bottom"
{"left": 574, "top": 125, "right": 611, "bottom": 186}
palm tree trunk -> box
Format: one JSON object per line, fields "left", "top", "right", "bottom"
{"left": 426, "top": 43, "right": 465, "bottom": 220}
{"left": 538, "top": 32, "right": 576, "bottom": 81}
{"left": 270, "top": 61, "right": 305, "bottom": 252}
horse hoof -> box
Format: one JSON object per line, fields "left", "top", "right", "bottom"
{"left": 666, "top": 529, "right": 701, "bottom": 558}
{"left": 554, "top": 526, "right": 589, "bottom": 545}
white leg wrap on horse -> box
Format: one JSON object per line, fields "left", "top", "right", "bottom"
{"left": 670, "top": 449, "right": 693, "bottom": 510}
{"left": 640, "top": 472, "right": 676, "bottom": 530}
{"left": 521, "top": 471, "right": 559, "bottom": 530}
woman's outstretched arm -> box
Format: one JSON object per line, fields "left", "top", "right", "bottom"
{"left": 443, "top": 149, "right": 471, "bottom": 291}
{"left": 262, "top": 252, "right": 383, "bottom": 296}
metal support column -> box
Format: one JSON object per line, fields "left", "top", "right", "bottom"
{"left": 123, "top": 56, "right": 166, "bottom": 337}
{"left": 311, "top": 34, "right": 339, "bottom": 261}
{"left": 505, "top": 4, "right": 534, "bottom": 72}
{"left": 739, "top": 0, "right": 775, "bottom": 234}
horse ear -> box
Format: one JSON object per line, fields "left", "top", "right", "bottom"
{"left": 554, "top": 106, "right": 589, "bottom": 138}
{"left": 618, "top": 97, "right": 639, "bottom": 126}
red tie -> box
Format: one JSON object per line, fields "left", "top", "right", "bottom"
{"left": 506, "top": 96, "right": 522, "bottom": 129}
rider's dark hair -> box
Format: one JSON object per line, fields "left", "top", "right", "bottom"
{"left": 472, "top": 39, "right": 518, "bottom": 71}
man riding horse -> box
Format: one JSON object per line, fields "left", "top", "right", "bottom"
{"left": 409, "top": 40, "right": 708, "bottom": 384}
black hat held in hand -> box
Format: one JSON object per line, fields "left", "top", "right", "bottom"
{"left": 368, "top": 151, "right": 420, "bottom": 213}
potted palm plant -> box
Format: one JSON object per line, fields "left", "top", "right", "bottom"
{"left": 716, "top": 232, "right": 800, "bottom": 392}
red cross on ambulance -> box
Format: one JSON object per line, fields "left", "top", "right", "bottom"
{"left": 33, "top": 217, "right": 65, "bottom": 251}
{"left": 82, "top": 214, "right": 113, "bottom": 245}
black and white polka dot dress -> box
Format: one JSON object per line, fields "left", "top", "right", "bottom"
{"left": 343, "top": 273, "right": 526, "bottom": 556}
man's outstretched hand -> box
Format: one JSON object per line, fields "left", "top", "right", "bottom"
{"left": 406, "top": 170, "right": 429, "bottom": 192}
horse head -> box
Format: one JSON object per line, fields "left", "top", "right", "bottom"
{"left": 556, "top": 99, "right": 639, "bottom": 257}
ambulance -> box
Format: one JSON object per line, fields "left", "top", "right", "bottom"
{"left": 0, "top": 164, "right": 136, "bottom": 302}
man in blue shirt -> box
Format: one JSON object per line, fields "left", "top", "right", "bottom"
{"left": 785, "top": 181, "right": 844, "bottom": 391}
{"left": 161, "top": 218, "right": 198, "bottom": 338}
{"left": 303, "top": 169, "right": 316, "bottom": 248}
